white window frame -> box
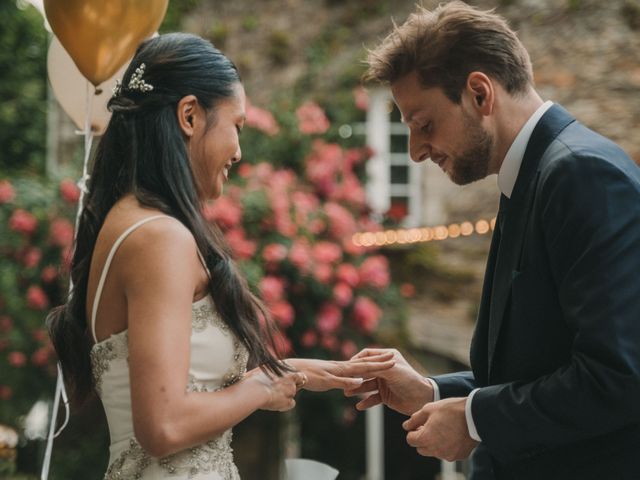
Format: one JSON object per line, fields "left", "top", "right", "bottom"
{"left": 362, "top": 88, "right": 422, "bottom": 227}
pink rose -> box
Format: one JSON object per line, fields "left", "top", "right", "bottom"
{"left": 9, "top": 209, "right": 38, "bottom": 235}
{"left": 325, "top": 202, "right": 356, "bottom": 239}
{"left": 238, "top": 163, "right": 253, "bottom": 178}
{"left": 312, "top": 241, "right": 343, "bottom": 264}
{"left": 333, "top": 282, "right": 353, "bottom": 307}
{"left": 49, "top": 218, "right": 75, "bottom": 248}
{"left": 359, "top": 256, "right": 390, "bottom": 290}
{"left": 353, "top": 86, "right": 369, "bottom": 111}
{"left": 31, "top": 347, "right": 50, "bottom": 367}
{"left": 352, "top": 296, "right": 382, "bottom": 334}
{"left": 59, "top": 179, "right": 81, "bottom": 204}
{"left": 296, "top": 101, "right": 330, "bottom": 135}
{"left": 271, "top": 300, "right": 295, "bottom": 329}
{"left": 202, "top": 196, "right": 243, "bottom": 229}
{"left": 0, "top": 180, "right": 16, "bottom": 204}
{"left": 225, "top": 229, "right": 256, "bottom": 260}
{"left": 23, "top": 247, "right": 42, "bottom": 269}
{"left": 260, "top": 276, "right": 285, "bottom": 304}
{"left": 246, "top": 103, "right": 280, "bottom": 136}
{"left": 317, "top": 303, "right": 342, "bottom": 334}
{"left": 41, "top": 265, "right": 58, "bottom": 283}
{"left": 26, "top": 285, "right": 49, "bottom": 310}
{"left": 262, "top": 243, "right": 288, "bottom": 263}
{"left": 342, "top": 237, "right": 365, "bottom": 256}
{"left": 305, "top": 141, "right": 342, "bottom": 196}
{"left": 300, "top": 330, "right": 317, "bottom": 348}
{"left": 8, "top": 351, "right": 27, "bottom": 367}
{"left": 320, "top": 335, "right": 339, "bottom": 351}
{"left": 288, "top": 239, "right": 312, "bottom": 272}
{"left": 313, "top": 263, "right": 333, "bottom": 284}
{"left": 336, "top": 264, "right": 359, "bottom": 287}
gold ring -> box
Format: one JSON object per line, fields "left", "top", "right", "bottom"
{"left": 297, "top": 373, "right": 308, "bottom": 389}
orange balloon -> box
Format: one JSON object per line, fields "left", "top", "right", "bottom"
{"left": 43, "top": 0, "right": 168, "bottom": 86}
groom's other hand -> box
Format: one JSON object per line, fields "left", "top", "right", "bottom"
{"left": 344, "top": 348, "right": 433, "bottom": 416}
{"left": 403, "top": 397, "right": 478, "bottom": 461}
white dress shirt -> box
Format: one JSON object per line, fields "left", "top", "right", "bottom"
{"left": 427, "top": 101, "right": 554, "bottom": 442}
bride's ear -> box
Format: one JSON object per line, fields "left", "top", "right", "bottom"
{"left": 177, "top": 95, "right": 199, "bottom": 138}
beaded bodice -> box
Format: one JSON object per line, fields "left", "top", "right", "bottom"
{"left": 90, "top": 295, "right": 248, "bottom": 480}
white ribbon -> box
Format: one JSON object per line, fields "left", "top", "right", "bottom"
{"left": 41, "top": 79, "right": 94, "bottom": 480}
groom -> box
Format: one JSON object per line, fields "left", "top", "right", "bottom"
{"left": 348, "top": 2, "right": 640, "bottom": 479}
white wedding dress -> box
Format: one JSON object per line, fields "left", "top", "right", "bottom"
{"left": 89, "top": 215, "right": 249, "bottom": 479}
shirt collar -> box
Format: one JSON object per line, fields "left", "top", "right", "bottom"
{"left": 497, "top": 101, "right": 554, "bottom": 198}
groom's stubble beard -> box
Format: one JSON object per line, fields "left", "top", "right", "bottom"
{"left": 448, "top": 110, "right": 493, "bottom": 186}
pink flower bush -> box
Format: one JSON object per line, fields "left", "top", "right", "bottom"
{"left": 246, "top": 102, "right": 280, "bottom": 136}
{"left": 26, "top": 285, "right": 49, "bottom": 310}
{"left": 202, "top": 196, "right": 243, "bottom": 228}
{"left": 296, "top": 101, "right": 330, "bottom": 135}
{"left": 359, "top": 255, "right": 390, "bottom": 290}
{"left": 353, "top": 86, "right": 369, "bottom": 111}
{"left": 59, "top": 179, "right": 81, "bottom": 204}
{"left": 317, "top": 303, "right": 342, "bottom": 334}
{"left": 0, "top": 180, "right": 16, "bottom": 204}
{"left": 225, "top": 228, "right": 257, "bottom": 260}
{"left": 7, "top": 351, "right": 26, "bottom": 368}
{"left": 353, "top": 296, "right": 382, "bottom": 334}
{"left": 49, "top": 218, "right": 74, "bottom": 248}
{"left": 0, "top": 178, "right": 91, "bottom": 426}
{"left": 260, "top": 276, "right": 286, "bottom": 303}
{"left": 9, "top": 209, "right": 37, "bottom": 235}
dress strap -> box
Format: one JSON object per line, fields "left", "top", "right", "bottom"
{"left": 196, "top": 249, "right": 212, "bottom": 280}
{"left": 90, "top": 215, "right": 171, "bottom": 344}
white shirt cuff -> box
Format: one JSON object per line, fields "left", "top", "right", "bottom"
{"left": 466, "top": 388, "right": 482, "bottom": 442}
{"left": 425, "top": 377, "right": 440, "bottom": 401}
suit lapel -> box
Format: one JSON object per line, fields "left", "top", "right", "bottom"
{"left": 485, "top": 105, "right": 576, "bottom": 376}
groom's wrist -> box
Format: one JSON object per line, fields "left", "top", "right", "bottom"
{"left": 425, "top": 377, "right": 440, "bottom": 402}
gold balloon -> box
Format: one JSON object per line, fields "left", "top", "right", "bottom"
{"left": 43, "top": 0, "right": 168, "bottom": 86}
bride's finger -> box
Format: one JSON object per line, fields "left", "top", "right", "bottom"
{"left": 355, "top": 393, "right": 382, "bottom": 411}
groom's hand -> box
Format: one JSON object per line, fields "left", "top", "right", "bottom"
{"left": 344, "top": 348, "right": 433, "bottom": 416}
{"left": 403, "top": 397, "right": 478, "bottom": 461}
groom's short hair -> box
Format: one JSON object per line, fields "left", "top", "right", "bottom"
{"left": 364, "top": 1, "right": 534, "bottom": 103}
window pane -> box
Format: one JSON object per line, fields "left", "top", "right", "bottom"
{"left": 390, "top": 134, "right": 408, "bottom": 153}
{"left": 391, "top": 165, "right": 409, "bottom": 184}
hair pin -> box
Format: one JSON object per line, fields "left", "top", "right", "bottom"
{"left": 112, "top": 63, "right": 154, "bottom": 97}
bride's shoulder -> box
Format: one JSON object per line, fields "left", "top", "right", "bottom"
{"left": 102, "top": 197, "right": 198, "bottom": 270}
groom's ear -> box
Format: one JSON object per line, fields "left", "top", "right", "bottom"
{"left": 465, "top": 71, "right": 494, "bottom": 115}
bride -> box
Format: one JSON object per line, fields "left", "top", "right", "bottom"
{"left": 47, "top": 33, "right": 394, "bottom": 479}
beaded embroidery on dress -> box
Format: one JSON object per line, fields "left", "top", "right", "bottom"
{"left": 89, "top": 216, "right": 248, "bottom": 480}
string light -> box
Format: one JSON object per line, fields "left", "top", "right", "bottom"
{"left": 352, "top": 217, "right": 497, "bottom": 247}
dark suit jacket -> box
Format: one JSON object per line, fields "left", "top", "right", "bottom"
{"left": 432, "top": 105, "right": 640, "bottom": 479}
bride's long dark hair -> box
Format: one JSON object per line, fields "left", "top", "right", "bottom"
{"left": 47, "top": 33, "right": 288, "bottom": 403}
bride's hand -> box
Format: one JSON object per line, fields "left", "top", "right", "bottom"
{"left": 284, "top": 351, "right": 395, "bottom": 392}
{"left": 244, "top": 367, "right": 305, "bottom": 412}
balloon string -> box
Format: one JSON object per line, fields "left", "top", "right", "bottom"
{"left": 41, "top": 79, "right": 94, "bottom": 480}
